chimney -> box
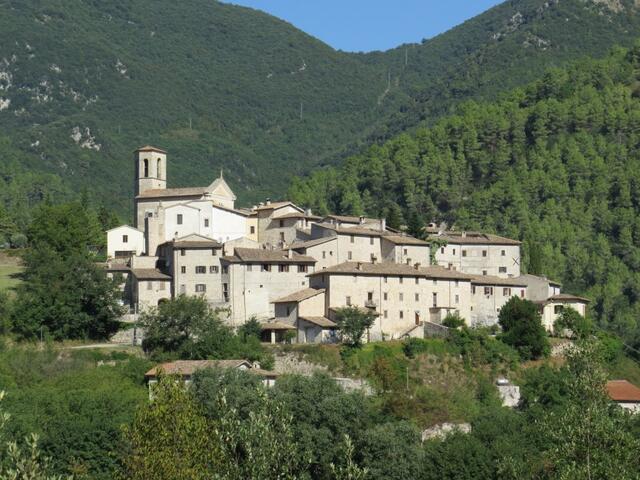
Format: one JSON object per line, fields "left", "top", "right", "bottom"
{"left": 266, "top": 198, "right": 271, "bottom": 205}
{"left": 305, "top": 208, "right": 312, "bottom": 216}
{"left": 461, "top": 231, "right": 467, "bottom": 238}
{"left": 252, "top": 205, "right": 257, "bottom": 210}
{"left": 380, "top": 218, "right": 386, "bottom": 232}
{"left": 359, "top": 216, "right": 365, "bottom": 225}
{"left": 356, "top": 262, "right": 363, "bottom": 271}
{"left": 259, "top": 202, "right": 264, "bottom": 207}
{"left": 414, "top": 263, "right": 421, "bottom": 270}
{"left": 286, "top": 248, "right": 292, "bottom": 259}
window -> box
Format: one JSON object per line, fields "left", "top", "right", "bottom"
{"left": 482, "top": 250, "right": 487, "bottom": 257}
{"left": 503, "top": 287, "right": 511, "bottom": 296}
{"left": 370, "top": 236, "right": 374, "bottom": 245}
{"left": 415, "top": 293, "right": 419, "bottom": 302}
{"left": 180, "top": 284, "right": 186, "bottom": 294}
{"left": 499, "top": 266, "right": 507, "bottom": 273}
{"left": 279, "top": 219, "right": 284, "bottom": 228}
{"left": 404, "top": 248, "right": 408, "bottom": 255}
{"left": 455, "top": 294, "right": 459, "bottom": 304}
{"left": 279, "top": 232, "right": 285, "bottom": 242}
{"left": 195, "top": 284, "right": 206, "bottom": 293}
{"left": 370, "top": 253, "right": 376, "bottom": 262}
{"left": 204, "top": 218, "right": 209, "bottom": 228}
{"left": 399, "top": 293, "right": 404, "bottom": 301}
{"left": 159, "top": 282, "right": 166, "bottom": 291}
{"left": 415, "top": 277, "right": 419, "bottom": 285}
{"left": 521, "top": 289, "right": 525, "bottom": 298}
{"left": 367, "top": 291, "right": 374, "bottom": 301}
{"left": 384, "top": 276, "right": 388, "bottom": 284}
{"left": 322, "top": 251, "right": 326, "bottom": 259}
{"left": 279, "top": 265, "right": 289, "bottom": 273}
{"left": 346, "top": 296, "right": 352, "bottom": 306}
{"left": 286, "top": 306, "right": 291, "bottom": 316}
{"left": 383, "top": 292, "right": 388, "bottom": 301}
{"left": 210, "top": 266, "right": 219, "bottom": 274}
{"left": 440, "top": 247, "right": 445, "bottom": 254}
{"left": 482, "top": 270, "right": 488, "bottom": 276}
{"left": 455, "top": 280, "right": 459, "bottom": 287}
{"left": 222, "top": 266, "right": 228, "bottom": 274}
{"left": 298, "top": 265, "right": 308, "bottom": 273}
{"left": 462, "top": 250, "right": 467, "bottom": 257}
{"left": 177, "top": 214, "right": 183, "bottom": 225}
{"left": 250, "top": 226, "right": 255, "bottom": 235}
{"left": 399, "top": 277, "right": 403, "bottom": 284}
{"left": 384, "top": 310, "right": 388, "bottom": 319}
{"left": 147, "top": 281, "right": 153, "bottom": 290}
{"left": 432, "top": 293, "right": 437, "bottom": 307}
{"left": 433, "top": 279, "right": 437, "bottom": 285}
{"left": 453, "top": 249, "right": 456, "bottom": 255}
{"left": 472, "top": 286, "right": 476, "bottom": 294}
{"left": 399, "top": 311, "right": 404, "bottom": 319}
{"left": 262, "top": 264, "right": 271, "bottom": 272}
{"left": 181, "top": 266, "right": 186, "bottom": 274}
{"left": 348, "top": 251, "right": 353, "bottom": 260}
{"left": 212, "top": 249, "right": 217, "bottom": 256}
{"left": 484, "top": 287, "right": 493, "bottom": 296}
{"left": 157, "top": 158, "right": 162, "bottom": 178}
{"left": 554, "top": 305, "right": 564, "bottom": 314}
{"left": 247, "top": 265, "right": 253, "bottom": 272}
{"left": 350, "top": 235, "right": 355, "bottom": 244}
{"left": 195, "top": 266, "right": 206, "bottom": 274}
{"left": 122, "top": 235, "right": 128, "bottom": 243}
{"left": 501, "top": 250, "right": 506, "bottom": 256}
{"left": 180, "top": 249, "right": 186, "bottom": 256}
{"left": 142, "top": 158, "right": 149, "bottom": 177}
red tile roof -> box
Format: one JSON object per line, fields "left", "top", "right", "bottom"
{"left": 606, "top": 380, "right": 640, "bottom": 402}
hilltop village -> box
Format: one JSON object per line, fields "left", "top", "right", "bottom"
{"left": 106, "top": 146, "right": 589, "bottom": 343}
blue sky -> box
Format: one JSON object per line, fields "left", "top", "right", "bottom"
{"left": 222, "top": 0, "right": 503, "bottom": 52}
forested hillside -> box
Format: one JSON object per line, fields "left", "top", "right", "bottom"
{"left": 289, "top": 45, "right": 640, "bottom": 348}
{"left": 1, "top": 0, "right": 640, "bottom": 227}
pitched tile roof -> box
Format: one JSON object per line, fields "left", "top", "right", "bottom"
{"left": 131, "top": 268, "right": 172, "bottom": 280}
{"left": 260, "top": 321, "right": 295, "bottom": 330}
{"left": 606, "top": 380, "right": 640, "bottom": 402}
{"left": 136, "top": 186, "right": 209, "bottom": 199}
{"left": 273, "top": 212, "right": 322, "bottom": 220}
{"left": 272, "top": 288, "right": 325, "bottom": 303}
{"left": 381, "top": 235, "right": 429, "bottom": 246}
{"left": 290, "top": 237, "right": 337, "bottom": 250}
{"left": 145, "top": 359, "right": 270, "bottom": 377}
{"left": 299, "top": 316, "right": 337, "bottom": 328}
{"left": 135, "top": 145, "right": 167, "bottom": 153}
{"left": 254, "top": 201, "right": 299, "bottom": 211}
{"left": 469, "top": 274, "right": 529, "bottom": 287}
{"left": 228, "top": 248, "right": 316, "bottom": 264}
{"left": 428, "top": 231, "right": 521, "bottom": 245}
{"left": 324, "top": 215, "right": 378, "bottom": 224}
{"left": 309, "top": 262, "right": 474, "bottom": 280}
{"left": 547, "top": 293, "right": 590, "bottom": 303}
{"left": 315, "top": 223, "right": 386, "bottom": 237}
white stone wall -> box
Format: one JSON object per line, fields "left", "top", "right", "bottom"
{"left": 164, "top": 204, "right": 202, "bottom": 241}
{"left": 541, "top": 301, "right": 587, "bottom": 331}
{"left": 304, "top": 238, "right": 339, "bottom": 270}
{"left": 435, "top": 243, "right": 521, "bottom": 278}
{"left": 470, "top": 284, "right": 527, "bottom": 327}
{"left": 107, "top": 226, "right": 145, "bottom": 258}
{"left": 170, "top": 247, "right": 224, "bottom": 303}
{"left": 133, "top": 277, "right": 171, "bottom": 311}
{"left": 318, "top": 273, "right": 472, "bottom": 341}
{"left": 380, "top": 240, "right": 430, "bottom": 266}
{"left": 223, "top": 262, "right": 314, "bottom": 326}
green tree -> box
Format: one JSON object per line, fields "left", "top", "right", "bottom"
{"left": 334, "top": 306, "right": 377, "bottom": 348}
{"left": 539, "top": 340, "right": 640, "bottom": 479}
{"left": 331, "top": 435, "right": 368, "bottom": 480}
{"left": 554, "top": 306, "right": 592, "bottom": 339}
{"left": 237, "top": 316, "right": 262, "bottom": 341}
{"left": 0, "top": 390, "right": 72, "bottom": 480}
{"left": 120, "top": 376, "right": 224, "bottom": 480}
{"left": 442, "top": 311, "right": 465, "bottom": 329}
{"left": 498, "top": 297, "right": 549, "bottom": 360}
{"left": 140, "top": 295, "right": 232, "bottom": 360}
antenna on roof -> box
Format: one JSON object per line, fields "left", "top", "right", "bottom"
{"left": 220, "top": 168, "right": 223, "bottom": 179}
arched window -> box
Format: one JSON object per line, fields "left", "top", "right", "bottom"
{"left": 143, "top": 158, "right": 149, "bottom": 177}
{"left": 157, "top": 158, "right": 162, "bottom": 179}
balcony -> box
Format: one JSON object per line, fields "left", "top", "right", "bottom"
{"left": 364, "top": 299, "right": 378, "bottom": 309}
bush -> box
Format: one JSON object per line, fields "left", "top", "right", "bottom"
{"left": 442, "top": 312, "right": 466, "bottom": 329}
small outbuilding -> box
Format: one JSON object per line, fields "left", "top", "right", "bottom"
{"left": 606, "top": 380, "right": 640, "bottom": 413}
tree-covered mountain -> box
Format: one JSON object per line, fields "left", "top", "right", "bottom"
{"left": 1, "top": 0, "right": 640, "bottom": 223}
{"left": 289, "top": 44, "right": 640, "bottom": 347}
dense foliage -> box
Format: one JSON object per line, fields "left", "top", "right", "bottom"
{"left": 333, "top": 306, "right": 377, "bottom": 348}
{"left": 140, "top": 295, "right": 273, "bottom": 366}
{"left": 291, "top": 45, "right": 640, "bottom": 348}
{"left": 9, "top": 202, "right": 123, "bottom": 340}
{"left": 0, "top": 0, "right": 639, "bottom": 227}
{"left": 498, "top": 297, "right": 550, "bottom": 360}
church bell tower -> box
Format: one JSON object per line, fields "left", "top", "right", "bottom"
{"left": 134, "top": 145, "right": 167, "bottom": 198}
